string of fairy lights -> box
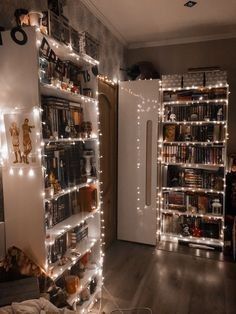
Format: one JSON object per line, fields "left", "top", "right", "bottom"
{"left": 0, "top": 29, "right": 230, "bottom": 309}
{"left": 0, "top": 32, "right": 116, "bottom": 312}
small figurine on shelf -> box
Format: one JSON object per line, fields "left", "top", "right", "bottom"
{"left": 217, "top": 108, "right": 223, "bottom": 121}
{"left": 164, "top": 106, "right": 171, "bottom": 121}
{"left": 190, "top": 113, "right": 198, "bottom": 121}
{"left": 181, "top": 223, "right": 191, "bottom": 236}
{"left": 81, "top": 121, "right": 92, "bottom": 138}
{"left": 188, "top": 205, "right": 197, "bottom": 214}
{"left": 169, "top": 113, "right": 176, "bottom": 122}
{"left": 48, "top": 171, "right": 61, "bottom": 194}
{"left": 83, "top": 150, "right": 94, "bottom": 177}
{"left": 54, "top": 180, "right": 62, "bottom": 194}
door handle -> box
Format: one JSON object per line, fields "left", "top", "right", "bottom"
{"left": 146, "top": 120, "right": 152, "bottom": 206}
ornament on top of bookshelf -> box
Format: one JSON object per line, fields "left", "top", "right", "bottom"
{"left": 14, "top": 8, "right": 30, "bottom": 27}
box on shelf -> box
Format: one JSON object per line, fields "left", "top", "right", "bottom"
{"left": 42, "top": 10, "right": 61, "bottom": 42}
{"left": 205, "top": 71, "right": 227, "bottom": 86}
{"left": 61, "top": 16, "right": 70, "bottom": 46}
{"left": 48, "top": 0, "right": 64, "bottom": 16}
{"left": 183, "top": 72, "right": 204, "bottom": 88}
{"left": 80, "top": 31, "right": 99, "bottom": 60}
{"left": 70, "top": 26, "right": 81, "bottom": 53}
{"left": 162, "top": 74, "right": 182, "bottom": 89}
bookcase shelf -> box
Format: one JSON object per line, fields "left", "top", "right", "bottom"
{"left": 163, "top": 141, "right": 225, "bottom": 145}
{"left": 41, "top": 83, "right": 98, "bottom": 105}
{"left": 161, "top": 162, "right": 224, "bottom": 169}
{"left": 162, "top": 121, "right": 226, "bottom": 125}
{"left": 75, "top": 286, "right": 101, "bottom": 312}
{"left": 46, "top": 207, "right": 100, "bottom": 245}
{"left": 49, "top": 237, "right": 99, "bottom": 280}
{"left": 159, "top": 77, "right": 228, "bottom": 250}
{"left": 161, "top": 83, "right": 228, "bottom": 92}
{"left": 38, "top": 32, "right": 99, "bottom": 66}
{"left": 161, "top": 209, "right": 223, "bottom": 220}
{"left": 0, "top": 27, "right": 102, "bottom": 311}
{"left": 161, "top": 233, "right": 223, "bottom": 247}
{"left": 43, "top": 137, "right": 98, "bottom": 144}
{"left": 162, "top": 99, "right": 227, "bottom": 105}
{"left": 44, "top": 181, "right": 90, "bottom": 202}
{"left": 67, "top": 265, "right": 101, "bottom": 306}
{"left": 162, "top": 187, "right": 224, "bottom": 194}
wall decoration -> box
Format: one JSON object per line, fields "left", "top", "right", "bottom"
{"left": 4, "top": 112, "right": 38, "bottom": 166}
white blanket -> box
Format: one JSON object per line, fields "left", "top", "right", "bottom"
{"left": 0, "top": 298, "right": 76, "bottom": 314}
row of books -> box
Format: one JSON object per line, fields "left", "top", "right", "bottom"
{"left": 162, "top": 214, "right": 221, "bottom": 239}
{"left": 45, "top": 194, "right": 70, "bottom": 228}
{"left": 47, "top": 222, "right": 88, "bottom": 264}
{"left": 48, "top": 233, "right": 67, "bottom": 264}
{"left": 163, "top": 87, "right": 227, "bottom": 102}
{"left": 164, "top": 104, "right": 225, "bottom": 122}
{"left": 167, "top": 166, "right": 224, "bottom": 190}
{"left": 42, "top": 97, "right": 93, "bottom": 140}
{"left": 163, "top": 124, "right": 225, "bottom": 142}
{"left": 162, "top": 145, "right": 224, "bottom": 164}
{"left": 163, "top": 191, "right": 223, "bottom": 215}
{"left": 45, "top": 185, "right": 97, "bottom": 229}
{"left": 44, "top": 143, "right": 96, "bottom": 195}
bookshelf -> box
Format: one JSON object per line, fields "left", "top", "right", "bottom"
{"left": 0, "top": 26, "right": 102, "bottom": 311}
{"left": 159, "top": 79, "right": 228, "bottom": 249}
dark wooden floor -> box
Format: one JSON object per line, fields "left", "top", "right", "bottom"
{"left": 100, "top": 240, "right": 236, "bottom": 314}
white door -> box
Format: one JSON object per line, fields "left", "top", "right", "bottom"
{"left": 118, "top": 80, "right": 160, "bottom": 245}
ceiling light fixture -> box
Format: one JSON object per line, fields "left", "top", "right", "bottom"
{"left": 184, "top": 1, "right": 197, "bottom": 8}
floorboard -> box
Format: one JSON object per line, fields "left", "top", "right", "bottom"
{"left": 99, "top": 240, "right": 236, "bottom": 314}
